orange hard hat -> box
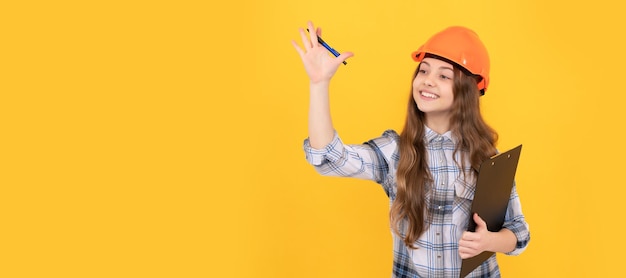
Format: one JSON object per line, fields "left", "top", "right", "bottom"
{"left": 412, "top": 26, "right": 490, "bottom": 93}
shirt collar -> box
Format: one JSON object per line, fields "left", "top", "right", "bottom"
{"left": 424, "top": 125, "right": 456, "bottom": 144}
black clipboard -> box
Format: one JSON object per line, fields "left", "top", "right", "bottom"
{"left": 460, "top": 144, "right": 522, "bottom": 277}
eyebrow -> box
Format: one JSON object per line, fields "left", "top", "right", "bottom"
{"left": 421, "top": 61, "right": 454, "bottom": 71}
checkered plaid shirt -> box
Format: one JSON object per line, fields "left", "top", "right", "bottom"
{"left": 303, "top": 128, "right": 530, "bottom": 277}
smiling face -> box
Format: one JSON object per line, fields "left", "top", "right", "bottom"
{"left": 412, "top": 57, "right": 456, "bottom": 128}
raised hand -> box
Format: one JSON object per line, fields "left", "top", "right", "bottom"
{"left": 291, "top": 21, "right": 353, "bottom": 84}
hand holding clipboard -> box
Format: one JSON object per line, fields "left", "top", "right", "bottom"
{"left": 460, "top": 145, "right": 523, "bottom": 277}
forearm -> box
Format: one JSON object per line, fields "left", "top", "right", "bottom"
{"left": 487, "top": 228, "right": 517, "bottom": 254}
{"left": 308, "top": 81, "right": 335, "bottom": 149}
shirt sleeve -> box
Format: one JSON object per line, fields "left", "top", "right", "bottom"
{"left": 303, "top": 130, "right": 399, "bottom": 185}
{"left": 502, "top": 182, "right": 531, "bottom": 256}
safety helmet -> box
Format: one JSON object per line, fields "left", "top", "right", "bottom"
{"left": 412, "top": 26, "right": 490, "bottom": 94}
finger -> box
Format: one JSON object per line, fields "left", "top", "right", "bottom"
{"left": 307, "top": 21, "right": 318, "bottom": 46}
{"left": 459, "top": 248, "right": 477, "bottom": 259}
{"left": 461, "top": 231, "right": 473, "bottom": 240}
{"left": 460, "top": 239, "right": 479, "bottom": 250}
{"left": 291, "top": 40, "right": 304, "bottom": 57}
{"left": 458, "top": 247, "right": 472, "bottom": 259}
{"left": 459, "top": 242, "right": 480, "bottom": 259}
{"left": 458, "top": 246, "right": 474, "bottom": 258}
{"left": 299, "top": 27, "right": 312, "bottom": 49}
{"left": 317, "top": 27, "right": 322, "bottom": 37}
{"left": 461, "top": 231, "right": 476, "bottom": 241}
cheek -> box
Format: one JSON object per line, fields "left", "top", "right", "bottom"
{"left": 412, "top": 77, "right": 421, "bottom": 90}
{"left": 441, "top": 83, "right": 455, "bottom": 98}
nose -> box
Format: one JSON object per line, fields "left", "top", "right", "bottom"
{"left": 423, "top": 73, "right": 435, "bottom": 87}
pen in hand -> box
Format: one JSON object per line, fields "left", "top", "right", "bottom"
{"left": 307, "top": 28, "right": 347, "bottom": 65}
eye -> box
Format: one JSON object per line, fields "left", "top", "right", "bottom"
{"left": 439, "top": 74, "right": 452, "bottom": 80}
{"left": 418, "top": 69, "right": 427, "bottom": 74}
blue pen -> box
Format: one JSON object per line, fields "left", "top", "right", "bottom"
{"left": 307, "top": 29, "right": 347, "bottom": 65}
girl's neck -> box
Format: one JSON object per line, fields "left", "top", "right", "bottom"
{"left": 424, "top": 114, "right": 451, "bottom": 135}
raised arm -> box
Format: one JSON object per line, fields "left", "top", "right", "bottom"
{"left": 291, "top": 21, "right": 353, "bottom": 149}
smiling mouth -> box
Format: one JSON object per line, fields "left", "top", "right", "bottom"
{"left": 420, "top": 91, "right": 439, "bottom": 99}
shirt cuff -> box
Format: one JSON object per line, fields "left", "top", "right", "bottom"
{"left": 504, "top": 221, "right": 530, "bottom": 256}
{"left": 303, "top": 132, "right": 345, "bottom": 166}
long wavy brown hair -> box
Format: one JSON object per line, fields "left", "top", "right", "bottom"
{"left": 390, "top": 56, "right": 498, "bottom": 249}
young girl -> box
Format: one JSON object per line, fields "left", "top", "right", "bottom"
{"left": 292, "top": 21, "right": 530, "bottom": 277}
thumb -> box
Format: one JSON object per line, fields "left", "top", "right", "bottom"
{"left": 337, "top": 51, "right": 354, "bottom": 64}
{"left": 474, "top": 213, "right": 488, "bottom": 231}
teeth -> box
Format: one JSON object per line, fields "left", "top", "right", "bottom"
{"left": 421, "top": 91, "right": 438, "bottom": 99}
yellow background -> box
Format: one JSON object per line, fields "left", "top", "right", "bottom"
{"left": 2, "top": 0, "right": 625, "bottom": 277}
